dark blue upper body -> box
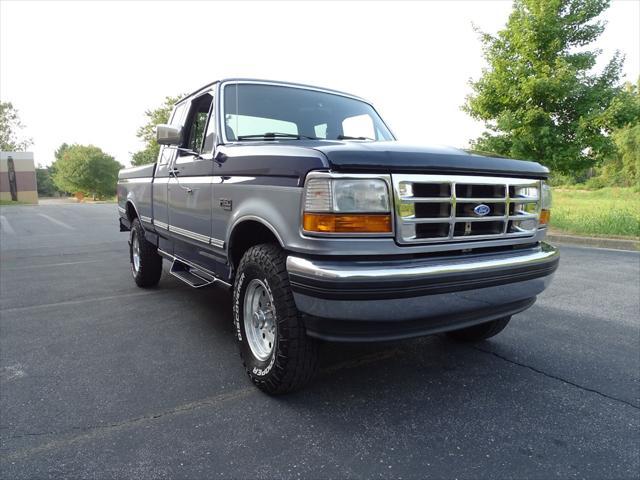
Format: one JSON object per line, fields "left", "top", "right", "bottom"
{"left": 213, "top": 140, "right": 549, "bottom": 184}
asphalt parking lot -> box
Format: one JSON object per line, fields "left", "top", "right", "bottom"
{"left": 1, "top": 203, "right": 638, "bottom": 479}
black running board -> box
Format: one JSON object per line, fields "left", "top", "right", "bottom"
{"left": 169, "top": 258, "right": 215, "bottom": 288}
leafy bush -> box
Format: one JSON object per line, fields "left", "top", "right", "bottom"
{"left": 583, "top": 176, "right": 608, "bottom": 190}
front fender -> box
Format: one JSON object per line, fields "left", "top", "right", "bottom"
{"left": 226, "top": 197, "right": 290, "bottom": 248}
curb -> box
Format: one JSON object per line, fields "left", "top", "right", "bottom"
{"left": 546, "top": 233, "right": 639, "bottom": 251}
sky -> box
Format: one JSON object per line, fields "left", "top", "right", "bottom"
{"left": 1, "top": 0, "right": 638, "bottom": 167}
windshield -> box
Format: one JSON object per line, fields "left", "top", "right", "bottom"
{"left": 222, "top": 83, "right": 394, "bottom": 142}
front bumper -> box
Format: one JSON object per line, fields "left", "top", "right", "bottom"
{"left": 287, "top": 242, "right": 559, "bottom": 342}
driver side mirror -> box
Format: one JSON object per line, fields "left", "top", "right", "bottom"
{"left": 157, "top": 124, "right": 182, "bottom": 145}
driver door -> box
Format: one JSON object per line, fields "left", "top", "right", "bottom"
{"left": 167, "top": 90, "right": 216, "bottom": 266}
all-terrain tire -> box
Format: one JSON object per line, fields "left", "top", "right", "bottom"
{"left": 129, "top": 218, "right": 163, "bottom": 288}
{"left": 233, "top": 244, "right": 318, "bottom": 394}
{"left": 446, "top": 316, "right": 512, "bottom": 342}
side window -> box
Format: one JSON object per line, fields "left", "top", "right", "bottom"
{"left": 182, "top": 92, "right": 214, "bottom": 156}
{"left": 171, "top": 102, "right": 188, "bottom": 127}
{"left": 202, "top": 95, "right": 217, "bottom": 154}
{"left": 342, "top": 114, "right": 375, "bottom": 140}
{"left": 159, "top": 102, "right": 187, "bottom": 165}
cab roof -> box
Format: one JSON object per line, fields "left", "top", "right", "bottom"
{"left": 176, "top": 78, "right": 368, "bottom": 105}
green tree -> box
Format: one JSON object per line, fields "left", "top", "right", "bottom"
{"left": 0, "top": 101, "right": 33, "bottom": 151}
{"left": 36, "top": 165, "right": 59, "bottom": 197}
{"left": 612, "top": 123, "right": 640, "bottom": 186}
{"left": 131, "top": 95, "right": 182, "bottom": 166}
{"left": 464, "top": 0, "right": 637, "bottom": 176}
{"left": 49, "top": 143, "right": 71, "bottom": 192}
{"left": 600, "top": 80, "right": 640, "bottom": 186}
{"left": 54, "top": 143, "right": 70, "bottom": 163}
{"left": 52, "top": 144, "right": 122, "bottom": 199}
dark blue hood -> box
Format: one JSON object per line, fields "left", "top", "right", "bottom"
{"left": 309, "top": 141, "right": 549, "bottom": 179}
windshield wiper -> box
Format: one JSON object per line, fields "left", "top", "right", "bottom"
{"left": 237, "top": 132, "right": 318, "bottom": 140}
{"left": 337, "top": 135, "right": 374, "bottom": 141}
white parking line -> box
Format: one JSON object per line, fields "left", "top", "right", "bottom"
{"left": 0, "top": 290, "right": 159, "bottom": 314}
{"left": 1, "top": 259, "right": 106, "bottom": 271}
{"left": 0, "top": 215, "right": 16, "bottom": 235}
{"left": 37, "top": 213, "right": 75, "bottom": 230}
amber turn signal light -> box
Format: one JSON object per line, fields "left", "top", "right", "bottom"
{"left": 539, "top": 209, "right": 551, "bottom": 225}
{"left": 303, "top": 213, "right": 392, "bottom": 233}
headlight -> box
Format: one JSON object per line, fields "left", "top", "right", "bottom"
{"left": 303, "top": 176, "right": 392, "bottom": 234}
{"left": 539, "top": 181, "right": 552, "bottom": 226}
{"left": 332, "top": 179, "right": 390, "bottom": 212}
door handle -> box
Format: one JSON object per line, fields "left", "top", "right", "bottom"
{"left": 167, "top": 164, "right": 193, "bottom": 193}
{"left": 170, "top": 169, "right": 193, "bottom": 194}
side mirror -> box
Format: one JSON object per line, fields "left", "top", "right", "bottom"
{"left": 157, "top": 124, "right": 182, "bottom": 145}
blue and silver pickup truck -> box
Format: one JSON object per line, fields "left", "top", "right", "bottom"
{"left": 117, "top": 79, "right": 559, "bottom": 394}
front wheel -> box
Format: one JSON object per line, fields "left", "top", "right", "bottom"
{"left": 233, "top": 244, "right": 318, "bottom": 394}
{"left": 446, "top": 316, "right": 511, "bottom": 342}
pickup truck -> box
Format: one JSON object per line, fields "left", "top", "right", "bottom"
{"left": 117, "top": 78, "right": 559, "bottom": 394}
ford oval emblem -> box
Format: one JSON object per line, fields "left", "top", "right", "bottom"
{"left": 474, "top": 204, "right": 491, "bottom": 216}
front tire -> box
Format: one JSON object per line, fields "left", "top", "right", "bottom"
{"left": 129, "top": 218, "right": 163, "bottom": 288}
{"left": 233, "top": 244, "right": 318, "bottom": 394}
{"left": 446, "top": 316, "right": 511, "bottom": 342}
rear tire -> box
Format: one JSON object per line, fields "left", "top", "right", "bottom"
{"left": 446, "top": 316, "right": 511, "bottom": 342}
{"left": 129, "top": 218, "right": 163, "bottom": 288}
{"left": 233, "top": 244, "right": 318, "bottom": 394}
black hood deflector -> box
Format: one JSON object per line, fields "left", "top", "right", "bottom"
{"left": 309, "top": 142, "right": 549, "bottom": 179}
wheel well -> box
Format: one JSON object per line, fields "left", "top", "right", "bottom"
{"left": 229, "top": 220, "right": 281, "bottom": 271}
{"left": 126, "top": 202, "right": 138, "bottom": 222}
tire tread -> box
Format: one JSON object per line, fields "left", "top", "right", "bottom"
{"left": 235, "top": 244, "right": 318, "bottom": 394}
{"left": 130, "top": 218, "right": 163, "bottom": 288}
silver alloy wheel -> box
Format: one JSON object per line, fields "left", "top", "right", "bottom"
{"left": 132, "top": 231, "right": 141, "bottom": 273}
{"left": 243, "top": 279, "right": 277, "bottom": 361}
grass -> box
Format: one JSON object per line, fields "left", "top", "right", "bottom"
{"left": 0, "top": 199, "right": 28, "bottom": 206}
{"left": 551, "top": 187, "right": 640, "bottom": 238}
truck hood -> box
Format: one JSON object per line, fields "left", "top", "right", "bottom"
{"left": 308, "top": 141, "right": 549, "bottom": 179}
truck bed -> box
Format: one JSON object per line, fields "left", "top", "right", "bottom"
{"left": 119, "top": 163, "right": 156, "bottom": 180}
{"left": 117, "top": 163, "right": 157, "bottom": 229}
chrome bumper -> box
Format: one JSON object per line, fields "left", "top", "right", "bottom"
{"left": 286, "top": 242, "right": 559, "bottom": 342}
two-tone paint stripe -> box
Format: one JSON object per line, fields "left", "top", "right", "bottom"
{"left": 154, "top": 220, "right": 169, "bottom": 230}
{"left": 152, "top": 219, "right": 225, "bottom": 249}
{"left": 119, "top": 177, "right": 153, "bottom": 183}
{"left": 120, "top": 176, "right": 300, "bottom": 187}
{"left": 169, "top": 225, "right": 211, "bottom": 244}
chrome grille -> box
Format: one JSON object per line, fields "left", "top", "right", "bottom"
{"left": 392, "top": 174, "right": 541, "bottom": 244}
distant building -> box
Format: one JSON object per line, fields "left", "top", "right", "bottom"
{"left": 0, "top": 151, "right": 38, "bottom": 204}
